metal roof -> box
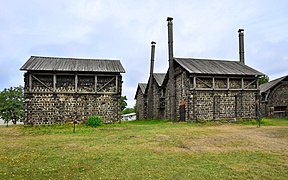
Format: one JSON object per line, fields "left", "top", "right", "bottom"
{"left": 174, "top": 58, "right": 264, "bottom": 76}
{"left": 20, "top": 56, "right": 125, "bottom": 73}
{"left": 260, "top": 75, "right": 288, "bottom": 93}
{"left": 153, "top": 73, "right": 166, "bottom": 86}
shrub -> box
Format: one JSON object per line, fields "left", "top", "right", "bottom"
{"left": 86, "top": 116, "right": 103, "bottom": 127}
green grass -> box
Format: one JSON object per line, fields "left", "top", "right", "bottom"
{"left": 0, "top": 118, "right": 287, "bottom": 179}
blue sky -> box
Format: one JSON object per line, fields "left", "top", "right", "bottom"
{"left": 0, "top": 0, "right": 287, "bottom": 107}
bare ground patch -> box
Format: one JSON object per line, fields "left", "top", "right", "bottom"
{"left": 148, "top": 125, "right": 288, "bottom": 153}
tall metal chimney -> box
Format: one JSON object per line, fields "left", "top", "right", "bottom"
{"left": 238, "top": 29, "right": 245, "bottom": 64}
{"left": 150, "top": 41, "right": 156, "bottom": 77}
{"left": 167, "top": 17, "right": 176, "bottom": 120}
{"left": 147, "top": 41, "right": 156, "bottom": 119}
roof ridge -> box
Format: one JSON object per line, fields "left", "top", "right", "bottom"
{"left": 30, "top": 55, "right": 119, "bottom": 61}
{"left": 174, "top": 57, "right": 239, "bottom": 62}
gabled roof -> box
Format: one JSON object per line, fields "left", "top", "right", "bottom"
{"left": 175, "top": 58, "right": 263, "bottom": 76}
{"left": 153, "top": 73, "right": 166, "bottom": 86}
{"left": 134, "top": 83, "right": 147, "bottom": 99}
{"left": 260, "top": 75, "right": 288, "bottom": 93}
{"left": 138, "top": 83, "right": 147, "bottom": 94}
{"left": 20, "top": 56, "right": 125, "bottom": 73}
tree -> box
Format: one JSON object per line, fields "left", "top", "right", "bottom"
{"left": 120, "top": 96, "right": 128, "bottom": 111}
{"left": 0, "top": 86, "right": 24, "bottom": 127}
{"left": 259, "top": 75, "right": 269, "bottom": 85}
{"left": 122, "top": 107, "right": 135, "bottom": 115}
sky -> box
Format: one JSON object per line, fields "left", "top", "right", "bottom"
{"left": 0, "top": 0, "right": 287, "bottom": 107}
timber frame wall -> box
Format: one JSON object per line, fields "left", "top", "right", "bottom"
{"left": 24, "top": 71, "right": 122, "bottom": 124}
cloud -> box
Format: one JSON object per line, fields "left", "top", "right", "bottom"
{"left": 0, "top": 0, "right": 287, "bottom": 107}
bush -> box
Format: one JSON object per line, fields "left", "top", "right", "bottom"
{"left": 86, "top": 116, "right": 103, "bottom": 127}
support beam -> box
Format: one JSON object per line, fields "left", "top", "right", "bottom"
{"left": 29, "top": 73, "right": 32, "bottom": 93}
{"left": 75, "top": 74, "right": 78, "bottom": 92}
{"left": 53, "top": 74, "right": 56, "bottom": 92}
{"left": 227, "top": 78, "right": 230, "bottom": 90}
{"left": 95, "top": 75, "right": 97, "bottom": 92}
{"left": 115, "top": 75, "right": 119, "bottom": 93}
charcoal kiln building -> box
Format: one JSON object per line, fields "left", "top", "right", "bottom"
{"left": 135, "top": 42, "right": 166, "bottom": 120}
{"left": 135, "top": 17, "right": 264, "bottom": 121}
{"left": 135, "top": 83, "right": 147, "bottom": 120}
{"left": 20, "top": 56, "right": 125, "bottom": 125}
{"left": 260, "top": 75, "right": 288, "bottom": 117}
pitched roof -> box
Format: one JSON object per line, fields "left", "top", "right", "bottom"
{"left": 134, "top": 83, "right": 147, "bottom": 99}
{"left": 260, "top": 75, "right": 288, "bottom": 93}
{"left": 138, "top": 83, "right": 147, "bottom": 94}
{"left": 153, "top": 73, "right": 166, "bottom": 86}
{"left": 174, "top": 58, "right": 263, "bottom": 76}
{"left": 20, "top": 56, "right": 125, "bottom": 73}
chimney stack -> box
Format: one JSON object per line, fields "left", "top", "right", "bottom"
{"left": 167, "top": 17, "right": 176, "bottom": 120}
{"left": 150, "top": 41, "right": 156, "bottom": 77}
{"left": 238, "top": 29, "right": 245, "bottom": 64}
{"left": 147, "top": 41, "right": 156, "bottom": 119}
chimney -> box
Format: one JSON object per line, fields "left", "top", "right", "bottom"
{"left": 238, "top": 29, "right": 245, "bottom": 64}
{"left": 167, "top": 17, "right": 176, "bottom": 120}
{"left": 147, "top": 41, "right": 156, "bottom": 119}
{"left": 150, "top": 41, "right": 156, "bottom": 77}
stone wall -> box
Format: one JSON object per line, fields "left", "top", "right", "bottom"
{"left": 165, "top": 66, "right": 259, "bottom": 121}
{"left": 261, "top": 81, "right": 288, "bottom": 117}
{"left": 24, "top": 72, "right": 122, "bottom": 124}
{"left": 135, "top": 90, "right": 147, "bottom": 120}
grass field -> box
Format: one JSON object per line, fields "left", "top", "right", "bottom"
{"left": 0, "top": 118, "right": 287, "bottom": 179}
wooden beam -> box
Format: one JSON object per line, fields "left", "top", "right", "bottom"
{"left": 227, "top": 78, "right": 230, "bottom": 90}
{"left": 75, "top": 74, "right": 78, "bottom": 92}
{"left": 95, "top": 75, "right": 97, "bottom": 92}
{"left": 29, "top": 73, "right": 32, "bottom": 93}
{"left": 53, "top": 74, "right": 56, "bottom": 92}
{"left": 31, "top": 75, "right": 52, "bottom": 90}
{"left": 193, "top": 76, "right": 196, "bottom": 89}
{"left": 98, "top": 77, "right": 116, "bottom": 92}
{"left": 115, "top": 75, "right": 118, "bottom": 93}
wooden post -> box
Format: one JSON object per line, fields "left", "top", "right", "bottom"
{"left": 29, "top": 73, "right": 32, "bottom": 93}
{"left": 53, "top": 74, "right": 56, "bottom": 92}
{"left": 115, "top": 75, "right": 118, "bottom": 93}
{"left": 75, "top": 74, "right": 78, "bottom": 92}
{"left": 227, "top": 78, "right": 230, "bottom": 90}
{"left": 95, "top": 75, "right": 97, "bottom": 92}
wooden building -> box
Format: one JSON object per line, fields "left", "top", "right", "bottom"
{"left": 260, "top": 75, "right": 288, "bottom": 117}
{"left": 20, "top": 56, "right": 125, "bottom": 125}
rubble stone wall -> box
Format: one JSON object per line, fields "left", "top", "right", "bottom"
{"left": 23, "top": 72, "right": 122, "bottom": 124}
